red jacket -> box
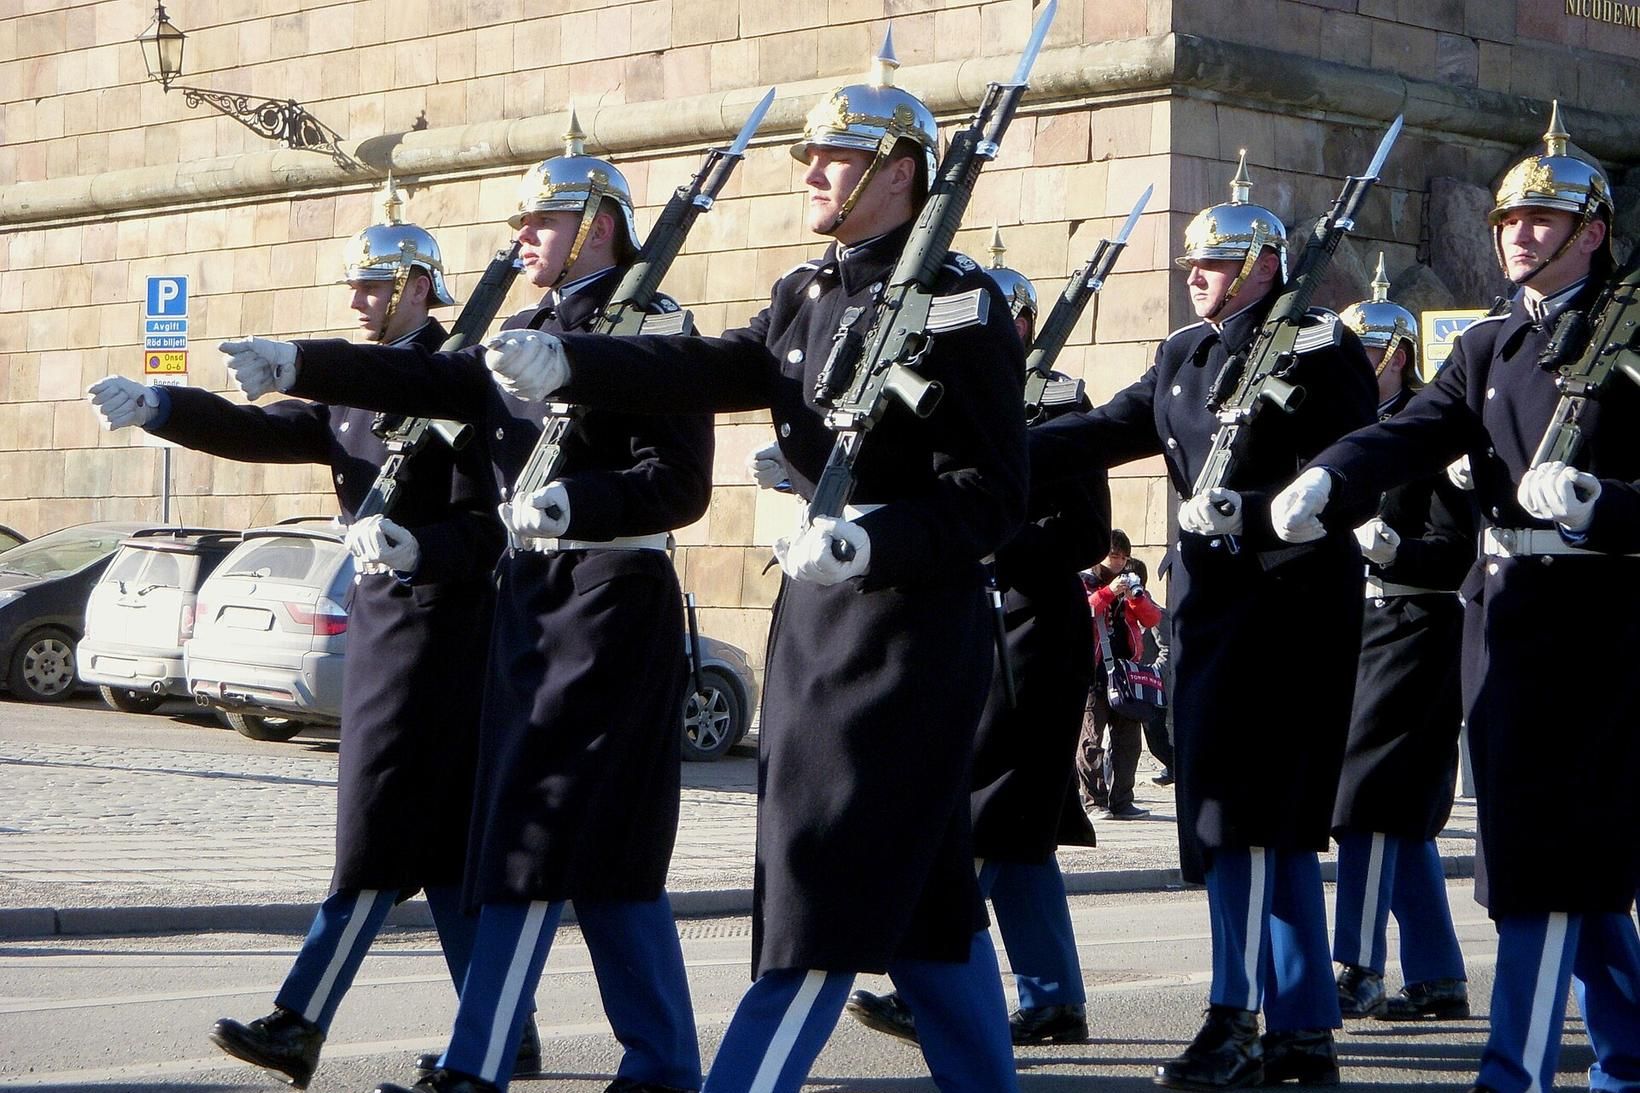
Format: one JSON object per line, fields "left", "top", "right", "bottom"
{"left": 1089, "top": 582, "right": 1160, "bottom": 665}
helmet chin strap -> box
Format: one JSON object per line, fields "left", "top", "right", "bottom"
{"left": 555, "top": 173, "right": 614, "bottom": 288}
{"left": 1496, "top": 207, "right": 1597, "bottom": 288}
{"left": 825, "top": 135, "right": 898, "bottom": 236}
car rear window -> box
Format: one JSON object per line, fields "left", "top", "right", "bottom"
{"left": 219, "top": 538, "right": 341, "bottom": 584}
{"left": 104, "top": 546, "right": 197, "bottom": 590}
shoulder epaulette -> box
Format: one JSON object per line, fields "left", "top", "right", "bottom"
{"left": 1163, "top": 319, "right": 1208, "bottom": 342}
{"left": 777, "top": 260, "right": 823, "bottom": 283}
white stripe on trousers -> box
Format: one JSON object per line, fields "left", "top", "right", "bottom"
{"left": 1522, "top": 913, "right": 1570, "bottom": 1093}
{"left": 749, "top": 971, "right": 828, "bottom": 1093}
{"left": 481, "top": 901, "right": 554, "bottom": 1081}
{"left": 1244, "top": 849, "right": 1266, "bottom": 1012}
{"left": 304, "top": 888, "right": 384, "bottom": 1023}
{"left": 1356, "top": 833, "right": 1386, "bottom": 966}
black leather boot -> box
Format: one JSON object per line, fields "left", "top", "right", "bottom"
{"left": 209, "top": 1006, "right": 325, "bottom": 1089}
{"left": 843, "top": 988, "right": 918, "bottom": 1044}
{"left": 1010, "top": 1003, "right": 1090, "bottom": 1044}
{"left": 1382, "top": 977, "right": 1469, "bottom": 1020}
{"left": 415, "top": 1019, "right": 542, "bottom": 1078}
{"left": 1154, "top": 1005, "right": 1263, "bottom": 1090}
{"left": 377, "top": 1070, "right": 500, "bottom": 1093}
{"left": 1335, "top": 964, "right": 1387, "bottom": 1018}
{"left": 1260, "top": 1027, "right": 1340, "bottom": 1085}
{"left": 604, "top": 1079, "right": 701, "bottom": 1092}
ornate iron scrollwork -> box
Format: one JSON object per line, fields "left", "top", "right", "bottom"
{"left": 179, "top": 86, "right": 359, "bottom": 169}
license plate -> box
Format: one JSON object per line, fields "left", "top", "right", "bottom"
{"left": 221, "top": 606, "right": 275, "bottom": 631}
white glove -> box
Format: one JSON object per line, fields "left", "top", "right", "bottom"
{"left": 219, "top": 337, "right": 298, "bottom": 399}
{"left": 86, "top": 376, "right": 159, "bottom": 430}
{"left": 502, "top": 481, "right": 571, "bottom": 541}
{"left": 485, "top": 329, "right": 568, "bottom": 403}
{"left": 1178, "top": 488, "right": 1244, "bottom": 536}
{"left": 747, "top": 441, "right": 789, "bottom": 489}
{"left": 1446, "top": 454, "right": 1475, "bottom": 491}
{"left": 1517, "top": 461, "right": 1601, "bottom": 533}
{"left": 773, "top": 515, "right": 871, "bottom": 585}
{"left": 1353, "top": 517, "right": 1401, "bottom": 566}
{"left": 1271, "top": 467, "right": 1334, "bottom": 543}
{"left": 344, "top": 515, "right": 420, "bottom": 576}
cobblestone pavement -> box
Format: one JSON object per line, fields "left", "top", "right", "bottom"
{"left": 0, "top": 726, "right": 1477, "bottom": 933}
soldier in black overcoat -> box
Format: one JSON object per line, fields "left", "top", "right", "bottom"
{"left": 473, "top": 47, "right": 1028, "bottom": 1093}
{"left": 1027, "top": 156, "right": 1377, "bottom": 1088}
{"left": 1273, "top": 107, "right": 1640, "bottom": 1093}
{"left": 1328, "top": 259, "right": 1474, "bottom": 1023}
{"left": 219, "top": 130, "right": 708, "bottom": 1093}
{"left": 843, "top": 233, "right": 1106, "bottom": 1050}
{"left": 88, "top": 189, "right": 509, "bottom": 1090}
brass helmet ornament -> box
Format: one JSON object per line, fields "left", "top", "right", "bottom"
{"left": 1340, "top": 253, "right": 1421, "bottom": 389}
{"left": 510, "top": 104, "right": 642, "bottom": 284}
{"left": 1489, "top": 100, "right": 1614, "bottom": 284}
{"left": 789, "top": 27, "right": 940, "bottom": 231}
{"left": 340, "top": 175, "right": 456, "bottom": 340}
{"left": 985, "top": 225, "right": 1039, "bottom": 324}
{"left": 1175, "top": 150, "right": 1289, "bottom": 319}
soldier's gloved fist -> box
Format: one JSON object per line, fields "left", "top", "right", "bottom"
{"left": 1446, "top": 454, "right": 1475, "bottom": 491}
{"left": 1517, "top": 461, "right": 1601, "bottom": 533}
{"left": 1179, "top": 488, "right": 1243, "bottom": 536}
{"left": 219, "top": 338, "right": 298, "bottom": 399}
{"left": 1271, "top": 467, "right": 1334, "bottom": 543}
{"left": 86, "top": 376, "right": 159, "bottom": 430}
{"left": 1353, "top": 517, "right": 1401, "bottom": 566}
{"left": 747, "top": 441, "right": 789, "bottom": 490}
{"left": 773, "top": 516, "right": 870, "bottom": 585}
{"left": 503, "top": 481, "right": 571, "bottom": 540}
{"left": 344, "top": 515, "right": 420, "bottom": 576}
{"left": 484, "top": 329, "right": 567, "bottom": 403}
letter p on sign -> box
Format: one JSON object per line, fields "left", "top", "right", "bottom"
{"left": 146, "top": 276, "right": 188, "bottom": 317}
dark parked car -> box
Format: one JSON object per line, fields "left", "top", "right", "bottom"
{"left": 0, "top": 522, "right": 150, "bottom": 702}
{"left": 680, "top": 595, "right": 759, "bottom": 762}
{"left": 0, "top": 526, "right": 25, "bottom": 553}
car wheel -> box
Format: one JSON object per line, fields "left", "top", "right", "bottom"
{"left": 225, "top": 711, "right": 306, "bottom": 742}
{"left": 8, "top": 627, "right": 80, "bottom": 703}
{"left": 98, "top": 684, "right": 166, "bottom": 714}
{"left": 681, "top": 666, "right": 744, "bottom": 762}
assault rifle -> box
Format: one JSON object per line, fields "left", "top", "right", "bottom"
{"left": 1023, "top": 184, "right": 1153, "bottom": 419}
{"left": 1530, "top": 249, "right": 1640, "bottom": 468}
{"left": 1190, "top": 115, "right": 1403, "bottom": 503}
{"left": 354, "top": 239, "right": 524, "bottom": 519}
{"left": 507, "top": 88, "right": 776, "bottom": 531}
{"left": 807, "top": 0, "right": 1059, "bottom": 559}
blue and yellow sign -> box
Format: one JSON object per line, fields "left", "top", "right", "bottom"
{"left": 1420, "top": 308, "right": 1491, "bottom": 380}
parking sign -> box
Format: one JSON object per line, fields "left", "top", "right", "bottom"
{"left": 146, "top": 276, "right": 188, "bottom": 318}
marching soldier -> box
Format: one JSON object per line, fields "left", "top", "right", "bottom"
{"left": 86, "top": 183, "right": 518, "bottom": 1089}
{"left": 218, "top": 121, "right": 708, "bottom": 1093}
{"left": 468, "top": 40, "right": 1029, "bottom": 1093}
{"left": 1273, "top": 104, "right": 1640, "bottom": 1093}
{"left": 1329, "top": 258, "right": 1473, "bottom": 1022}
{"left": 845, "top": 230, "right": 1107, "bottom": 1048}
{"left": 1027, "top": 155, "right": 1377, "bottom": 1088}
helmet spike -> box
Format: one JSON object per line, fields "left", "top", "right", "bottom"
{"left": 564, "top": 102, "right": 587, "bottom": 157}
{"left": 871, "top": 25, "right": 900, "bottom": 88}
{"left": 375, "top": 173, "right": 404, "bottom": 226}
{"left": 1371, "top": 252, "right": 1391, "bottom": 303}
{"left": 1229, "top": 149, "right": 1252, "bottom": 205}
{"left": 988, "top": 224, "right": 1007, "bottom": 269}
{"left": 1543, "top": 99, "right": 1569, "bottom": 158}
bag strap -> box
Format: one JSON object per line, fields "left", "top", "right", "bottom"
{"left": 1094, "top": 610, "right": 1117, "bottom": 664}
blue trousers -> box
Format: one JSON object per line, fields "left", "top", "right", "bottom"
{"left": 1204, "top": 847, "right": 1340, "bottom": 1031}
{"left": 276, "top": 886, "right": 475, "bottom": 1032}
{"left": 1479, "top": 911, "right": 1640, "bottom": 1093}
{"left": 439, "top": 895, "right": 701, "bottom": 1091}
{"left": 702, "top": 929, "right": 1018, "bottom": 1093}
{"left": 980, "top": 859, "right": 1087, "bottom": 1009}
{"left": 1333, "top": 831, "right": 1465, "bottom": 984}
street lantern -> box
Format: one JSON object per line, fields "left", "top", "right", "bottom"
{"left": 135, "top": 3, "right": 185, "bottom": 90}
{"left": 133, "top": 1, "right": 358, "bottom": 169}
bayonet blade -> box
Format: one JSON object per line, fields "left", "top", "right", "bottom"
{"left": 1113, "top": 184, "right": 1153, "bottom": 246}
{"left": 728, "top": 87, "right": 777, "bottom": 157}
{"left": 1362, "top": 114, "right": 1403, "bottom": 181}
{"left": 1009, "top": 0, "right": 1058, "bottom": 86}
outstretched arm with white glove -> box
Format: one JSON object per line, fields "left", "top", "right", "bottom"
{"left": 773, "top": 516, "right": 871, "bottom": 586}
{"left": 1353, "top": 517, "right": 1401, "bottom": 566}
{"left": 485, "top": 329, "right": 568, "bottom": 404}
{"left": 345, "top": 515, "right": 421, "bottom": 578}
{"left": 219, "top": 338, "right": 299, "bottom": 400}
{"left": 1517, "top": 461, "right": 1600, "bottom": 534}
{"left": 501, "top": 481, "right": 572, "bottom": 543}
{"left": 86, "top": 376, "right": 162, "bottom": 431}
{"left": 1270, "top": 467, "right": 1335, "bottom": 543}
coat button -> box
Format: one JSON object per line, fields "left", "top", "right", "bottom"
{"left": 339, "top": 420, "right": 350, "bottom": 432}
{"left": 1486, "top": 446, "right": 1496, "bottom": 458}
{"left": 495, "top": 428, "right": 505, "bottom": 440}
{"left": 1166, "top": 437, "right": 1178, "bottom": 449}
{"left": 807, "top": 283, "right": 821, "bottom": 299}
{"left": 1487, "top": 562, "right": 1500, "bottom": 574}
{"left": 779, "top": 422, "right": 792, "bottom": 438}
{"left": 1486, "top": 387, "right": 1496, "bottom": 400}
{"left": 1490, "top": 506, "right": 1501, "bottom": 518}
{"left": 1542, "top": 556, "right": 1555, "bottom": 566}
{"left": 870, "top": 282, "right": 882, "bottom": 294}
{"left": 1172, "top": 384, "right": 1182, "bottom": 396}
{"left": 787, "top": 349, "right": 804, "bottom": 364}
{"left": 1176, "top": 540, "right": 1184, "bottom": 552}
{"left": 1374, "top": 598, "right": 1386, "bottom": 608}
{"left": 1208, "top": 538, "right": 1222, "bottom": 549}
{"left": 335, "top": 472, "right": 345, "bottom": 484}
